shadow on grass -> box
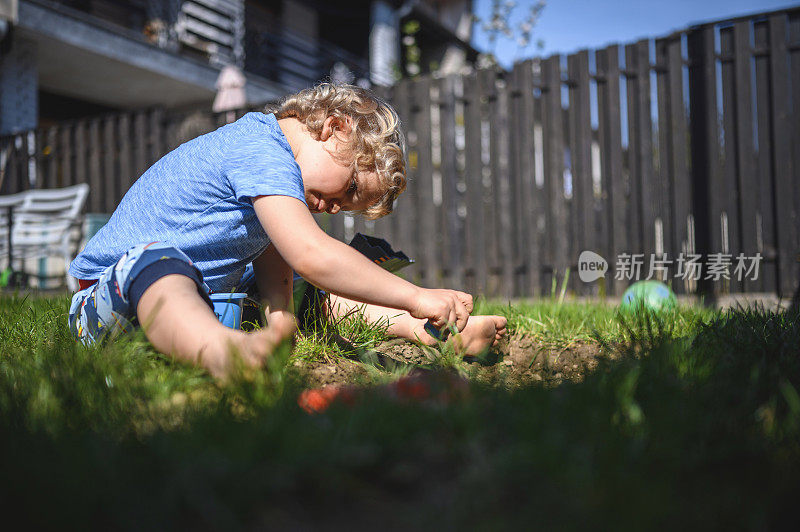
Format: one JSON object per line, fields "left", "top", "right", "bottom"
{"left": 1, "top": 294, "right": 798, "bottom": 529}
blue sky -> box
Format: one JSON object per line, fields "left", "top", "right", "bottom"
{"left": 472, "top": 0, "right": 799, "bottom": 67}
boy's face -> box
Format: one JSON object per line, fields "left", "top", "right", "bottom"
{"left": 297, "top": 117, "right": 383, "bottom": 215}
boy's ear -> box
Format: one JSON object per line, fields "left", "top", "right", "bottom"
{"left": 321, "top": 115, "right": 353, "bottom": 141}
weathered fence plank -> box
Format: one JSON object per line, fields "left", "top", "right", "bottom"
{"left": 103, "top": 116, "right": 117, "bottom": 213}
{"left": 463, "top": 71, "right": 488, "bottom": 295}
{"left": 719, "top": 25, "right": 743, "bottom": 293}
{"left": 87, "top": 119, "right": 102, "bottom": 213}
{"left": 74, "top": 122, "right": 87, "bottom": 192}
{"left": 133, "top": 112, "right": 147, "bottom": 183}
{"left": 118, "top": 114, "right": 133, "bottom": 196}
{"left": 34, "top": 129, "right": 46, "bottom": 189}
{"left": 413, "top": 76, "right": 438, "bottom": 287}
{"left": 769, "top": 13, "right": 799, "bottom": 298}
{"left": 58, "top": 125, "right": 73, "bottom": 187}
{"left": 541, "top": 55, "right": 568, "bottom": 292}
{"left": 688, "top": 24, "right": 723, "bottom": 298}
{"left": 326, "top": 213, "right": 345, "bottom": 242}
{"left": 667, "top": 35, "right": 692, "bottom": 293}
{"left": 489, "top": 72, "right": 515, "bottom": 299}
{"left": 754, "top": 20, "right": 778, "bottom": 294}
{"left": 624, "top": 45, "right": 642, "bottom": 255}
{"left": 596, "top": 45, "right": 625, "bottom": 294}
{"left": 654, "top": 38, "right": 674, "bottom": 281}
{"left": 392, "top": 79, "right": 416, "bottom": 276}
{"left": 44, "top": 127, "right": 58, "bottom": 188}
{"left": 733, "top": 21, "right": 760, "bottom": 292}
{"left": 149, "top": 108, "right": 165, "bottom": 167}
{"left": 369, "top": 87, "right": 394, "bottom": 246}
{"left": 512, "top": 59, "right": 543, "bottom": 296}
{"left": 568, "top": 50, "right": 594, "bottom": 294}
{"left": 791, "top": 12, "right": 800, "bottom": 273}
{"left": 628, "top": 40, "right": 657, "bottom": 265}
{"left": 507, "top": 65, "right": 523, "bottom": 296}
{"left": 437, "top": 76, "right": 464, "bottom": 291}
{"left": 478, "top": 68, "right": 500, "bottom": 295}
{"left": 352, "top": 213, "right": 367, "bottom": 241}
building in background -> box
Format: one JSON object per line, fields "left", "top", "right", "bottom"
{"left": 0, "top": 0, "right": 477, "bottom": 135}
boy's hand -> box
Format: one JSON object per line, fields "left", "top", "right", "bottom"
{"left": 410, "top": 288, "right": 473, "bottom": 332}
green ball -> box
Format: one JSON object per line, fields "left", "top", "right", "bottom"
{"left": 620, "top": 280, "right": 677, "bottom": 312}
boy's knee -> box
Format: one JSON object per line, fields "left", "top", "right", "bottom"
{"left": 121, "top": 243, "right": 211, "bottom": 317}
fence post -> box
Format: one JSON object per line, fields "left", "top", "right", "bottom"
{"left": 392, "top": 79, "right": 417, "bottom": 275}
{"left": 44, "top": 127, "right": 58, "bottom": 188}
{"left": 511, "top": 59, "right": 543, "bottom": 297}
{"left": 792, "top": 12, "right": 800, "bottom": 290}
{"left": 437, "top": 75, "right": 465, "bottom": 292}
{"left": 370, "top": 85, "right": 395, "bottom": 245}
{"left": 655, "top": 38, "right": 674, "bottom": 287}
{"left": 719, "top": 26, "right": 743, "bottom": 294}
{"left": 768, "top": 13, "right": 799, "bottom": 298}
{"left": 732, "top": 21, "right": 761, "bottom": 293}
{"left": 413, "top": 76, "right": 438, "bottom": 288}
{"left": 688, "top": 24, "right": 722, "bottom": 302}
{"left": 87, "top": 119, "right": 103, "bottom": 213}
{"left": 567, "top": 50, "right": 595, "bottom": 295}
{"left": 541, "top": 55, "right": 569, "bottom": 293}
{"left": 118, "top": 114, "right": 133, "bottom": 197}
{"left": 149, "top": 108, "right": 165, "bottom": 167}
{"left": 667, "top": 35, "right": 691, "bottom": 294}
{"left": 34, "top": 129, "right": 45, "bottom": 189}
{"left": 596, "top": 45, "right": 625, "bottom": 294}
{"left": 626, "top": 40, "right": 657, "bottom": 265}
{"left": 490, "top": 72, "right": 515, "bottom": 300}
{"left": 133, "top": 112, "right": 147, "bottom": 180}
{"left": 58, "top": 124, "right": 74, "bottom": 187}
{"left": 462, "top": 71, "right": 488, "bottom": 295}
{"left": 754, "top": 20, "right": 779, "bottom": 294}
{"left": 103, "top": 116, "right": 117, "bottom": 213}
{"left": 74, "top": 121, "right": 87, "bottom": 192}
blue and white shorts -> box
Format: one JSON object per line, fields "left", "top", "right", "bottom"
{"left": 68, "top": 242, "right": 211, "bottom": 344}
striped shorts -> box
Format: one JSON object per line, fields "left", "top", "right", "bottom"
{"left": 68, "top": 242, "right": 209, "bottom": 344}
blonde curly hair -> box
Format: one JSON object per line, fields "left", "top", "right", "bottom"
{"left": 266, "top": 83, "right": 407, "bottom": 219}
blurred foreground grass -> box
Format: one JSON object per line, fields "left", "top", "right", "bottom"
{"left": 0, "top": 293, "right": 798, "bottom": 529}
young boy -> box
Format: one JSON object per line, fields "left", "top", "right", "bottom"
{"left": 68, "top": 83, "right": 505, "bottom": 377}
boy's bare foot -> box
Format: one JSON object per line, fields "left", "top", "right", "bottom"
{"left": 216, "top": 312, "right": 297, "bottom": 377}
{"left": 452, "top": 315, "right": 508, "bottom": 356}
{"left": 414, "top": 315, "right": 508, "bottom": 356}
{"left": 136, "top": 269, "right": 297, "bottom": 378}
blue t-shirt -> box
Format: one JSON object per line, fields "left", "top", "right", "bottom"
{"left": 69, "top": 112, "right": 306, "bottom": 292}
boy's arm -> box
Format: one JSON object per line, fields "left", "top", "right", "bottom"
{"left": 252, "top": 195, "right": 472, "bottom": 330}
{"left": 252, "top": 243, "right": 295, "bottom": 325}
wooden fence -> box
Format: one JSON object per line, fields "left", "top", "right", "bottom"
{"left": 0, "top": 107, "right": 264, "bottom": 214}
{"left": 1, "top": 7, "right": 798, "bottom": 300}
{"left": 353, "top": 7, "right": 799, "bottom": 300}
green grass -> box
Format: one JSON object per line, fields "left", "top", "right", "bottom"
{"left": 1, "top": 293, "right": 798, "bottom": 529}
{"left": 291, "top": 298, "right": 392, "bottom": 364}
{"left": 477, "top": 297, "right": 715, "bottom": 350}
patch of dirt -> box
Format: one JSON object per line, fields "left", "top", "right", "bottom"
{"left": 290, "top": 334, "right": 608, "bottom": 389}
{"left": 472, "top": 335, "right": 606, "bottom": 387}
{"left": 290, "top": 355, "right": 369, "bottom": 388}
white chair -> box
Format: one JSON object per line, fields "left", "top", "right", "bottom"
{"left": 8, "top": 184, "right": 90, "bottom": 290}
